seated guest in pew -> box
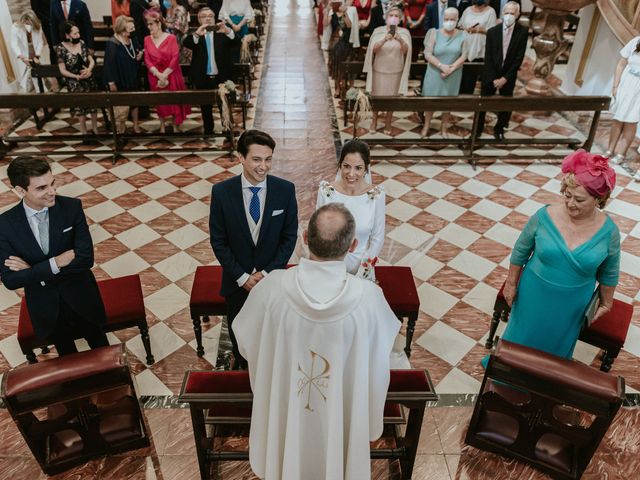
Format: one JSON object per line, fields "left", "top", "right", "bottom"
{"left": 482, "top": 150, "right": 620, "bottom": 367}
{"left": 104, "top": 15, "right": 144, "bottom": 134}
{"left": 233, "top": 203, "right": 400, "bottom": 480}
{"left": 11, "top": 11, "right": 47, "bottom": 93}
{"left": 458, "top": 0, "right": 495, "bottom": 94}
{"left": 363, "top": 6, "right": 411, "bottom": 135}
{"left": 209, "top": 130, "right": 298, "bottom": 370}
{"left": 165, "top": 0, "right": 191, "bottom": 63}
{"left": 56, "top": 21, "right": 99, "bottom": 136}
{"left": 50, "top": 0, "right": 94, "bottom": 54}
{"left": 316, "top": 139, "right": 385, "bottom": 280}
{"left": 111, "top": 0, "right": 131, "bottom": 22}
{"left": 143, "top": 8, "right": 191, "bottom": 133}
{"left": 424, "top": 0, "right": 457, "bottom": 32}
{"left": 0, "top": 156, "right": 108, "bottom": 356}
{"left": 183, "top": 7, "right": 238, "bottom": 135}
{"left": 420, "top": 7, "right": 468, "bottom": 137}
{"left": 475, "top": 1, "right": 527, "bottom": 140}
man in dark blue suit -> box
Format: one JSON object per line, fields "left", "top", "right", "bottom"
{"left": 0, "top": 156, "right": 107, "bottom": 356}
{"left": 50, "top": 0, "right": 94, "bottom": 50}
{"left": 424, "top": 0, "right": 456, "bottom": 32}
{"left": 209, "top": 130, "right": 298, "bottom": 369}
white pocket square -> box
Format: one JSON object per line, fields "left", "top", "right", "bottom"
{"left": 272, "top": 209, "right": 284, "bottom": 216}
{"left": 62, "top": 227, "right": 73, "bottom": 233}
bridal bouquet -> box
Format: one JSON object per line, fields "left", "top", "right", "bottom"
{"left": 358, "top": 256, "right": 378, "bottom": 282}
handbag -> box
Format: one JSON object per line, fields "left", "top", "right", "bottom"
{"left": 584, "top": 287, "right": 600, "bottom": 327}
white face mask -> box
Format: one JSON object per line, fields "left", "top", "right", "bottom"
{"left": 25, "top": 24, "right": 32, "bottom": 33}
{"left": 503, "top": 13, "right": 516, "bottom": 27}
{"left": 443, "top": 20, "right": 456, "bottom": 31}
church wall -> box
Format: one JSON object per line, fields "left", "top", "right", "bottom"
{"left": 86, "top": 0, "right": 111, "bottom": 21}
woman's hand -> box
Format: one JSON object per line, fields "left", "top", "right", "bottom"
{"left": 108, "top": 82, "right": 117, "bottom": 92}
{"left": 79, "top": 67, "right": 91, "bottom": 79}
{"left": 612, "top": 85, "right": 618, "bottom": 97}
{"left": 503, "top": 281, "right": 517, "bottom": 307}
{"left": 593, "top": 303, "right": 611, "bottom": 322}
{"left": 232, "top": 23, "right": 241, "bottom": 32}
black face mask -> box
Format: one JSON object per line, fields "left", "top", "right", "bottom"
{"left": 70, "top": 37, "right": 80, "bottom": 44}
{"left": 473, "top": 0, "right": 486, "bottom": 4}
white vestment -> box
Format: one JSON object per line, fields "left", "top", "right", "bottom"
{"left": 233, "top": 258, "right": 401, "bottom": 480}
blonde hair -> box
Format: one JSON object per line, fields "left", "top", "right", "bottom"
{"left": 113, "top": 15, "right": 134, "bottom": 35}
{"left": 560, "top": 173, "right": 610, "bottom": 209}
{"left": 20, "top": 11, "right": 41, "bottom": 31}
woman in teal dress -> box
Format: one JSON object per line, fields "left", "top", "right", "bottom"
{"left": 483, "top": 150, "right": 620, "bottom": 367}
{"left": 420, "top": 7, "right": 468, "bottom": 137}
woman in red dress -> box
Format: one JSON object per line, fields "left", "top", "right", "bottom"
{"left": 404, "top": 0, "right": 430, "bottom": 37}
{"left": 143, "top": 8, "right": 191, "bottom": 133}
{"left": 354, "top": 0, "right": 376, "bottom": 31}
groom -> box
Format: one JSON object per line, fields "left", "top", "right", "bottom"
{"left": 209, "top": 129, "right": 298, "bottom": 369}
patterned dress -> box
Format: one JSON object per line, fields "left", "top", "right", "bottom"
{"left": 55, "top": 41, "right": 97, "bottom": 115}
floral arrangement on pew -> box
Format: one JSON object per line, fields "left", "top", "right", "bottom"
{"left": 217, "top": 80, "right": 238, "bottom": 131}
{"left": 241, "top": 34, "right": 258, "bottom": 64}
{"left": 358, "top": 256, "right": 378, "bottom": 282}
{"left": 346, "top": 87, "right": 371, "bottom": 127}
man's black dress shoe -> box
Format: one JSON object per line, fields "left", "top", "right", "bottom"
{"left": 494, "top": 130, "right": 505, "bottom": 141}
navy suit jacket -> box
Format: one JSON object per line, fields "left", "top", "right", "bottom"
{"left": 424, "top": 1, "right": 457, "bottom": 32}
{"left": 50, "top": 0, "right": 94, "bottom": 48}
{"left": 0, "top": 196, "right": 105, "bottom": 339}
{"left": 209, "top": 175, "right": 298, "bottom": 297}
{"left": 482, "top": 21, "right": 527, "bottom": 88}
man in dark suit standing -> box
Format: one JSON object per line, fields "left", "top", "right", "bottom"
{"left": 31, "top": 0, "right": 56, "bottom": 60}
{"left": 184, "top": 7, "right": 239, "bottom": 135}
{"left": 210, "top": 130, "right": 298, "bottom": 369}
{"left": 50, "top": 0, "right": 94, "bottom": 50}
{"left": 0, "top": 156, "right": 107, "bottom": 356}
{"left": 475, "top": 1, "right": 527, "bottom": 140}
{"left": 489, "top": 0, "right": 520, "bottom": 19}
{"left": 424, "top": 0, "right": 456, "bottom": 32}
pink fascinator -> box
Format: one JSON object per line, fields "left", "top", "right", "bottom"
{"left": 561, "top": 149, "right": 616, "bottom": 198}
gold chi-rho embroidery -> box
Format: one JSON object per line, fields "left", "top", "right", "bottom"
{"left": 297, "top": 350, "right": 330, "bottom": 411}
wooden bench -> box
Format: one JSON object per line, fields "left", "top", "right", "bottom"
{"left": 179, "top": 369, "right": 437, "bottom": 480}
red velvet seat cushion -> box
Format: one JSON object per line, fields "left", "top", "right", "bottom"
{"left": 189, "top": 265, "right": 226, "bottom": 309}
{"left": 375, "top": 266, "right": 419, "bottom": 313}
{"left": 388, "top": 369, "right": 432, "bottom": 393}
{"left": 184, "top": 371, "right": 252, "bottom": 395}
{"left": 582, "top": 299, "right": 633, "bottom": 346}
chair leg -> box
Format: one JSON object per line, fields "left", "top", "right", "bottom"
{"left": 192, "top": 316, "right": 205, "bottom": 357}
{"left": 405, "top": 312, "right": 417, "bottom": 358}
{"left": 139, "top": 324, "right": 155, "bottom": 365}
{"left": 600, "top": 348, "right": 619, "bottom": 373}
{"left": 485, "top": 309, "right": 501, "bottom": 349}
{"left": 25, "top": 350, "right": 38, "bottom": 364}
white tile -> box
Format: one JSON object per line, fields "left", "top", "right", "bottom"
{"left": 435, "top": 367, "right": 482, "bottom": 394}
{"left": 416, "top": 283, "right": 458, "bottom": 319}
{"left": 470, "top": 199, "right": 511, "bottom": 221}
{"left": 89, "top": 224, "right": 112, "bottom": 244}
{"left": 623, "top": 324, "right": 640, "bottom": 357}
{"left": 134, "top": 369, "right": 174, "bottom": 396}
{"left": 85, "top": 200, "right": 125, "bottom": 222}
{"left": 385, "top": 199, "right": 422, "bottom": 222}
{"left": 478, "top": 321, "right": 507, "bottom": 346}
{"left": 486, "top": 163, "right": 523, "bottom": 178}
{"left": 620, "top": 251, "right": 640, "bottom": 277}
{"left": 484, "top": 223, "right": 521, "bottom": 247}
{"left": 408, "top": 164, "right": 444, "bottom": 178}
{"left": 416, "top": 179, "right": 454, "bottom": 198}
{"left": 0, "top": 286, "right": 20, "bottom": 311}
{"left": 189, "top": 162, "right": 225, "bottom": 179}
{"left": 174, "top": 200, "right": 210, "bottom": 223}
{"left": 447, "top": 163, "right": 478, "bottom": 178}
{"left": 437, "top": 223, "right": 480, "bottom": 249}
{"left": 109, "top": 161, "right": 146, "bottom": 179}
{"left": 572, "top": 340, "right": 600, "bottom": 366}
{"left": 145, "top": 283, "right": 190, "bottom": 320}
{"left": 97, "top": 179, "right": 135, "bottom": 199}
{"left": 154, "top": 251, "right": 201, "bottom": 282}
{"left": 425, "top": 199, "right": 466, "bottom": 222}
{"left": 165, "top": 224, "right": 209, "bottom": 250}
{"left": 56, "top": 180, "right": 93, "bottom": 198}
{"left": 116, "top": 224, "right": 161, "bottom": 250}
{"left": 183, "top": 179, "right": 213, "bottom": 199}
{"left": 397, "top": 251, "right": 444, "bottom": 281}
{"left": 500, "top": 179, "right": 539, "bottom": 198}
{"left": 371, "top": 162, "right": 405, "bottom": 178}
{"left": 448, "top": 250, "right": 497, "bottom": 281}
{"left": 605, "top": 199, "right": 640, "bottom": 222}
{"left": 149, "top": 162, "right": 185, "bottom": 179}
{"left": 69, "top": 162, "right": 106, "bottom": 179}
{"left": 100, "top": 251, "right": 150, "bottom": 277}
{"left": 127, "top": 322, "right": 185, "bottom": 364}
{"left": 380, "top": 178, "right": 412, "bottom": 198}
{"left": 387, "top": 223, "right": 433, "bottom": 249}
{"left": 188, "top": 322, "right": 222, "bottom": 367}
{"left": 515, "top": 198, "right": 544, "bottom": 216}
{"left": 458, "top": 179, "right": 497, "bottom": 198}
{"left": 629, "top": 223, "right": 640, "bottom": 239}
{"left": 0, "top": 334, "right": 27, "bottom": 367}
{"left": 416, "top": 321, "right": 476, "bottom": 365}
{"left": 139, "top": 180, "right": 178, "bottom": 199}
{"left": 129, "top": 200, "right": 170, "bottom": 223}
{"left": 462, "top": 283, "right": 499, "bottom": 315}
{"left": 541, "top": 178, "right": 562, "bottom": 194}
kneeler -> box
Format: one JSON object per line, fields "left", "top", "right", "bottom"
{"left": 466, "top": 339, "right": 624, "bottom": 480}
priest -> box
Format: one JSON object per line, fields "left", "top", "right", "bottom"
{"left": 233, "top": 203, "right": 401, "bottom": 480}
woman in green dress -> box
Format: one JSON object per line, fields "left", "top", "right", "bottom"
{"left": 420, "top": 7, "right": 468, "bottom": 137}
{"left": 483, "top": 150, "right": 619, "bottom": 367}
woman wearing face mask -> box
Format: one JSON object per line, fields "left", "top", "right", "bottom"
{"left": 56, "top": 21, "right": 99, "bottom": 136}
{"left": 458, "top": 0, "right": 495, "bottom": 94}
{"left": 11, "top": 11, "right": 47, "bottom": 92}
{"left": 165, "top": 0, "right": 191, "bottom": 63}
{"left": 420, "top": 7, "right": 468, "bottom": 137}
{"left": 364, "top": 6, "right": 412, "bottom": 134}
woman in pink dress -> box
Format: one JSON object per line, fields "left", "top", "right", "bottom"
{"left": 143, "top": 8, "right": 191, "bottom": 133}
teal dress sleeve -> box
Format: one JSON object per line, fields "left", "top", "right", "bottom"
{"left": 596, "top": 224, "right": 621, "bottom": 286}
{"left": 510, "top": 210, "right": 540, "bottom": 266}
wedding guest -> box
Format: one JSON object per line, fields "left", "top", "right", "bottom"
{"left": 328, "top": 0, "right": 360, "bottom": 98}
{"left": 403, "top": 0, "right": 428, "bottom": 38}
{"left": 130, "top": 0, "right": 161, "bottom": 45}
{"left": 458, "top": 0, "right": 495, "bottom": 94}
{"left": 111, "top": 0, "right": 131, "bottom": 21}
{"left": 219, "top": 0, "right": 254, "bottom": 38}
{"left": 50, "top": 0, "right": 94, "bottom": 52}
{"left": 354, "top": 0, "right": 376, "bottom": 31}
{"left": 11, "top": 11, "right": 46, "bottom": 92}
{"left": 488, "top": 0, "right": 519, "bottom": 19}
{"left": 30, "top": 0, "right": 55, "bottom": 60}
{"left": 424, "top": 0, "right": 456, "bottom": 32}
{"left": 165, "top": 0, "right": 191, "bottom": 63}
{"left": 143, "top": 8, "right": 191, "bottom": 133}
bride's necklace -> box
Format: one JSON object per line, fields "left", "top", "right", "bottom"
{"left": 116, "top": 34, "right": 136, "bottom": 59}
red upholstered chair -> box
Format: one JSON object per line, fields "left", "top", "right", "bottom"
{"left": 485, "top": 280, "right": 633, "bottom": 372}
{"left": 466, "top": 339, "right": 624, "bottom": 480}
{"left": 375, "top": 266, "right": 420, "bottom": 357}
{"left": 17, "top": 274, "right": 154, "bottom": 365}
{"left": 1, "top": 344, "right": 150, "bottom": 475}
{"left": 189, "top": 265, "right": 226, "bottom": 357}
{"left": 179, "top": 369, "right": 437, "bottom": 480}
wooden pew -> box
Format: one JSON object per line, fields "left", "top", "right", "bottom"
{"left": 178, "top": 369, "right": 438, "bottom": 480}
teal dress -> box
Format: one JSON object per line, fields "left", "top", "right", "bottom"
{"left": 483, "top": 206, "right": 620, "bottom": 367}
{"left": 421, "top": 29, "right": 466, "bottom": 96}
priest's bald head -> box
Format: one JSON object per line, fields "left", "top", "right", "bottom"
{"left": 305, "top": 203, "right": 358, "bottom": 261}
